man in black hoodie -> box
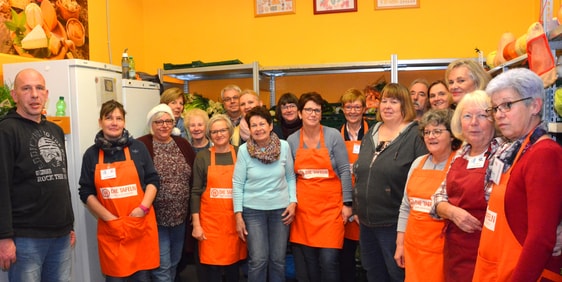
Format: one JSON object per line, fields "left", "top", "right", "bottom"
{"left": 0, "top": 68, "right": 74, "bottom": 281}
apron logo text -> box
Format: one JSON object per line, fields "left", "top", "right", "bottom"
{"left": 297, "top": 169, "right": 330, "bottom": 179}
{"left": 210, "top": 188, "right": 232, "bottom": 199}
{"left": 100, "top": 184, "right": 139, "bottom": 199}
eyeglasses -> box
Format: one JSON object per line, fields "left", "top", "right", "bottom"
{"left": 222, "top": 96, "right": 239, "bottom": 103}
{"left": 153, "top": 119, "right": 174, "bottom": 126}
{"left": 302, "top": 108, "right": 321, "bottom": 115}
{"left": 423, "top": 128, "right": 447, "bottom": 137}
{"left": 343, "top": 105, "right": 364, "bottom": 112}
{"left": 487, "top": 97, "right": 532, "bottom": 114}
{"left": 210, "top": 128, "right": 229, "bottom": 135}
{"left": 281, "top": 104, "right": 297, "bottom": 111}
{"left": 461, "top": 113, "right": 491, "bottom": 121}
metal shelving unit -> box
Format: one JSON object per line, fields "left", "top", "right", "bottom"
{"left": 157, "top": 61, "right": 261, "bottom": 94}
{"left": 260, "top": 55, "right": 457, "bottom": 106}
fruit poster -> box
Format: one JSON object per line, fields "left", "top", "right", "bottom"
{"left": 0, "top": 0, "right": 89, "bottom": 60}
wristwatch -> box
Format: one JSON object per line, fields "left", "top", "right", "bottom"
{"left": 343, "top": 201, "right": 353, "bottom": 207}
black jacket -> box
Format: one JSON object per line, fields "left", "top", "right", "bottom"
{"left": 353, "top": 121, "right": 428, "bottom": 227}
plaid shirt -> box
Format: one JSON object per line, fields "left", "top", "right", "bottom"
{"left": 430, "top": 137, "right": 502, "bottom": 219}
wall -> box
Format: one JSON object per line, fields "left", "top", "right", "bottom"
{"left": 80, "top": 1, "right": 551, "bottom": 104}
{"left": 89, "top": 1, "right": 544, "bottom": 74}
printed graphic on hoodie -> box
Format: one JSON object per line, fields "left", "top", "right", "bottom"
{"left": 30, "top": 129, "right": 68, "bottom": 183}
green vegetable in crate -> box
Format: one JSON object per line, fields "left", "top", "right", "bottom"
{"left": 184, "top": 92, "right": 224, "bottom": 117}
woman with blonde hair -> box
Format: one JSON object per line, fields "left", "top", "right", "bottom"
{"left": 431, "top": 90, "right": 499, "bottom": 282}
{"left": 445, "top": 59, "right": 491, "bottom": 106}
{"left": 184, "top": 108, "right": 211, "bottom": 153}
{"left": 191, "top": 114, "right": 246, "bottom": 281}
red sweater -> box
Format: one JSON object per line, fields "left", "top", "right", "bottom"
{"left": 505, "top": 139, "right": 562, "bottom": 281}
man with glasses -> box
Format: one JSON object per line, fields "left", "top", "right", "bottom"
{"left": 220, "top": 85, "right": 243, "bottom": 127}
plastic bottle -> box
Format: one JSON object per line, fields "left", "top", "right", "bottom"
{"left": 128, "top": 56, "right": 136, "bottom": 79}
{"left": 121, "top": 48, "right": 129, "bottom": 79}
{"left": 55, "top": 96, "right": 66, "bottom": 116}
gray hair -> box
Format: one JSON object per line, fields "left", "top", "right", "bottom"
{"left": 419, "top": 109, "right": 462, "bottom": 150}
{"left": 206, "top": 114, "right": 234, "bottom": 140}
{"left": 485, "top": 68, "right": 544, "bottom": 115}
{"left": 220, "top": 84, "right": 242, "bottom": 100}
{"left": 450, "top": 90, "right": 493, "bottom": 141}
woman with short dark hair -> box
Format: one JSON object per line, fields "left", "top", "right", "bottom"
{"left": 233, "top": 106, "right": 297, "bottom": 282}
{"left": 286, "top": 92, "right": 352, "bottom": 282}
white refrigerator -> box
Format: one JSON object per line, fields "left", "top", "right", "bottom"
{"left": 2, "top": 60, "right": 161, "bottom": 282}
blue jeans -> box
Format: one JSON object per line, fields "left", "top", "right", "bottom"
{"left": 9, "top": 234, "right": 71, "bottom": 282}
{"left": 151, "top": 223, "right": 186, "bottom": 282}
{"left": 298, "top": 244, "right": 340, "bottom": 282}
{"left": 243, "top": 207, "right": 289, "bottom": 282}
{"left": 359, "top": 224, "right": 404, "bottom": 282}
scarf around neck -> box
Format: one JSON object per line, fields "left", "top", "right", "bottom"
{"left": 483, "top": 124, "right": 546, "bottom": 200}
{"left": 281, "top": 118, "right": 302, "bottom": 139}
{"left": 94, "top": 129, "right": 133, "bottom": 155}
{"left": 247, "top": 132, "right": 281, "bottom": 164}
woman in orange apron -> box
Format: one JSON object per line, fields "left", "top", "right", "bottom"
{"left": 339, "top": 88, "right": 369, "bottom": 282}
{"left": 190, "top": 114, "right": 247, "bottom": 282}
{"left": 395, "top": 109, "right": 460, "bottom": 282}
{"left": 78, "top": 100, "right": 160, "bottom": 281}
{"left": 473, "top": 68, "right": 562, "bottom": 281}
{"left": 287, "top": 92, "right": 353, "bottom": 282}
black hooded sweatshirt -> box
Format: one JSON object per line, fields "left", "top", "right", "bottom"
{"left": 0, "top": 109, "right": 74, "bottom": 239}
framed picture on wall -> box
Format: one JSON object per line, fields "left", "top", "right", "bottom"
{"left": 313, "top": 0, "right": 357, "bottom": 14}
{"left": 255, "top": 0, "right": 295, "bottom": 17}
{"left": 375, "top": 0, "right": 419, "bottom": 10}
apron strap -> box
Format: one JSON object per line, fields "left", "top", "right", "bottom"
{"left": 97, "top": 147, "right": 131, "bottom": 163}
{"left": 210, "top": 146, "right": 236, "bottom": 165}
{"left": 340, "top": 120, "right": 369, "bottom": 140}
{"left": 299, "top": 126, "right": 326, "bottom": 149}
{"left": 541, "top": 268, "right": 562, "bottom": 282}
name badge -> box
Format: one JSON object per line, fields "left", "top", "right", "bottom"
{"left": 484, "top": 207, "right": 497, "bottom": 231}
{"left": 100, "top": 168, "right": 116, "bottom": 180}
{"left": 409, "top": 197, "right": 433, "bottom": 214}
{"left": 353, "top": 144, "right": 360, "bottom": 154}
{"left": 298, "top": 169, "right": 330, "bottom": 179}
{"left": 490, "top": 158, "right": 505, "bottom": 185}
{"left": 466, "top": 156, "right": 485, "bottom": 169}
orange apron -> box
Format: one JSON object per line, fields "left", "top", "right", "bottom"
{"left": 340, "top": 121, "right": 368, "bottom": 241}
{"left": 199, "top": 146, "right": 247, "bottom": 265}
{"left": 94, "top": 147, "right": 159, "bottom": 277}
{"left": 404, "top": 153, "right": 454, "bottom": 282}
{"left": 474, "top": 137, "right": 561, "bottom": 282}
{"left": 290, "top": 127, "right": 344, "bottom": 249}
